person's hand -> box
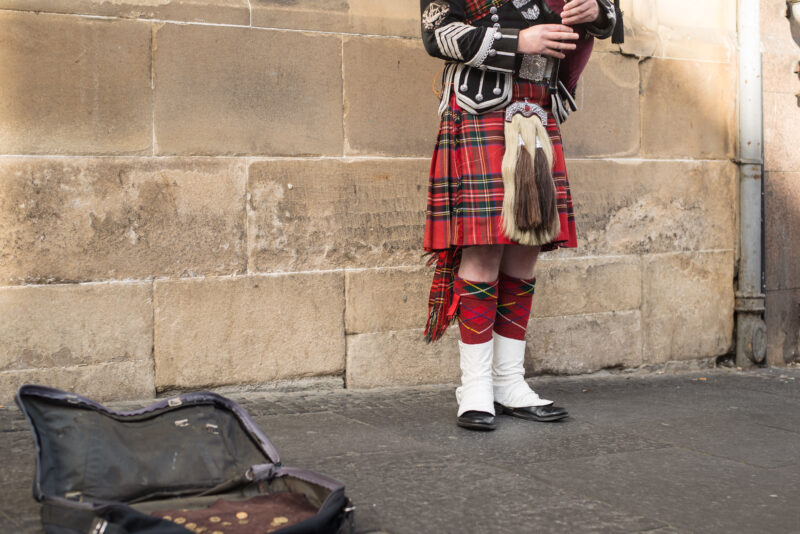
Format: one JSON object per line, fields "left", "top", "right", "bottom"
{"left": 560, "top": 0, "right": 600, "bottom": 26}
{"left": 517, "top": 24, "right": 579, "bottom": 59}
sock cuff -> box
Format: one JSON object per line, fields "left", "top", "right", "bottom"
{"left": 454, "top": 276, "right": 498, "bottom": 300}
{"left": 498, "top": 272, "right": 536, "bottom": 296}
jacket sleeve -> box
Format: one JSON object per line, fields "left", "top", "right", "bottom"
{"left": 583, "top": 0, "right": 616, "bottom": 39}
{"left": 420, "top": 0, "right": 521, "bottom": 73}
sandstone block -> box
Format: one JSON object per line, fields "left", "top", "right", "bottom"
{"left": 154, "top": 273, "right": 345, "bottom": 390}
{"left": 649, "top": 0, "right": 736, "bottom": 32}
{"left": 566, "top": 159, "right": 736, "bottom": 256}
{"left": 764, "top": 92, "right": 800, "bottom": 173}
{"left": 343, "top": 36, "right": 442, "bottom": 156}
{"left": 347, "top": 0, "right": 420, "bottom": 38}
{"left": 346, "top": 266, "right": 432, "bottom": 335}
{"left": 0, "top": 282, "right": 153, "bottom": 372}
{"left": 761, "top": 0, "right": 794, "bottom": 39}
{"left": 642, "top": 251, "right": 734, "bottom": 363}
{"left": 247, "top": 158, "right": 428, "bottom": 272}
{"left": 0, "top": 360, "right": 155, "bottom": 404}
{"left": 527, "top": 310, "right": 643, "bottom": 374}
{"left": 765, "top": 172, "right": 800, "bottom": 291}
{"left": 0, "top": 158, "right": 247, "bottom": 284}
{"left": 346, "top": 328, "right": 460, "bottom": 388}
{"left": 765, "top": 289, "right": 800, "bottom": 366}
{"left": 617, "top": 0, "right": 661, "bottom": 59}
{"left": 762, "top": 49, "right": 800, "bottom": 96}
{"left": 640, "top": 59, "right": 735, "bottom": 159}
{"left": 252, "top": 0, "right": 350, "bottom": 33}
{"left": 533, "top": 256, "right": 642, "bottom": 317}
{"left": 154, "top": 24, "right": 342, "bottom": 156}
{"left": 0, "top": 0, "right": 249, "bottom": 24}
{"left": 252, "top": 0, "right": 419, "bottom": 38}
{"left": 0, "top": 12, "right": 151, "bottom": 155}
{"left": 619, "top": 0, "right": 735, "bottom": 62}
{"left": 560, "top": 52, "right": 640, "bottom": 157}
{"left": 658, "top": 34, "right": 734, "bottom": 64}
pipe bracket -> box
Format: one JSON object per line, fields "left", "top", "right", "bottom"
{"left": 735, "top": 293, "right": 766, "bottom": 313}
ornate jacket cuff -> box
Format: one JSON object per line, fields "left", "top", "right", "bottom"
{"left": 466, "top": 27, "right": 520, "bottom": 73}
{"left": 584, "top": 0, "right": 616, "bottom": 39}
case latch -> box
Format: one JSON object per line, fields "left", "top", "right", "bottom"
{"left": 89, "top": 518, "right": 108, "bottom": 534}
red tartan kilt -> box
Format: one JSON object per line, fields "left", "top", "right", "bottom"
{"left": 423, "top": 81, "right": 578, "bottom": 252}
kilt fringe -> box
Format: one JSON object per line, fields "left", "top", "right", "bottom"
{"left": 424, "top": 248, "right": 462, "bottom": 343}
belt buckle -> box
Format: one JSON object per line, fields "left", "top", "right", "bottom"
{"left": 518, "top": 54, "right": 549, "bottom": 82}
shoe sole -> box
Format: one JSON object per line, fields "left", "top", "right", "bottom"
{"left": 456, "top": 420, "right": 497, "bottom": 431}
{"left": 495, "top": 405, "right": 568, "bottom": 422}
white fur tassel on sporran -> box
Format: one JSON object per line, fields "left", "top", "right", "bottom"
{"left": 501, "top": 103, "right": 560, "bottom": 246}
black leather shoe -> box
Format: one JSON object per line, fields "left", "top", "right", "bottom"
{"left": 457, "top": 411, "right": 497, "bottom": 431}
{"left": 494, "top": 402, "right": 568, "bottom": 422}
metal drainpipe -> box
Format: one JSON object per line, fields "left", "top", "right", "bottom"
{"left": 735, "top": 0, "right": 767, "bottom": 366}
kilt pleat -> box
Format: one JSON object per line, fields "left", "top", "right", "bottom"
{"left": 423, "top": 80, "right": 578, "bottom": 342}
{"left": 423, "top": 81, "right": 577, "bottom": 252}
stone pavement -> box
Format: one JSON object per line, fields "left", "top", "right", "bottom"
{"left": 1, "top": 367, "right": 799, "bottom": 534}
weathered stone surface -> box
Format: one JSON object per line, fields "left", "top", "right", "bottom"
{"left": 762, "top": 0, "right": 800, "bottom": 369}
{"left": 346, "top": 267, "right": 432, "bottom": 335}
{"left": 658, "top": 35, "right": 734, "bottom": 65}
{"left": 534, "top": 256, "right": 642, "bottom": 318}
{"left": 0, "top": 0, "right": 249, "bottom": 24}
{"left": 619, "top": 0, "right": 736, "bottom": 62}
{"left": 0, "top": 281, "right": 154, "bottom": 403}
{"left": 0, "top": 158, "right": 247, "bottom": 284}
{"left": 761, "top": 49, "right": 800, "bottom": 96}
{"left": 252, "top": 0, "right": 350, "bottom": 33}
{"left": 154, "top": 24, "right": 342, "bottom": 156}
{"left": 252, "top": 0, "right": 419, "bottom": 38}
{"left": 765, "top": 172, "right": 800, "bottom": 292}
{"left": 0, "top": 360, "right": 155, "bottom": 404}
{"left": 640, "top": 59, "right": 735, "bottom": 159}
{"left": 761, "top": 0, "right": 795, "bottom": 39}
{"left": 642, "top": 251, "right": 734, "bottom": 363}
{"left": 560, "top": 52, "right": 640, "bottom": 157}
{"left": 343, "top": 36, "right": 442, "bottom": 156}
{"left": 247, "top": 158, "right": 428, "bottom": 272}
{"left": 0, "top": 282, "right": 153, "bottom": 372}
{"left": 346, "top": 328, "right": 459, "bottom": 388}
{"left": 527, "top": 310, "right": 642, "bottom": 374}
{"left": 0, "top": 11, "right": 151, "bottom": 155}
{"left": 764, "top": 92, "right": 800, "bottom": 173}
{"left": 565, "top": 159, "right": 736, "bottom": 256}
{"left": 616, "top": 0, "right": 660, "bottom": 58}
{"left": 765, "top": 289, "right": 800, "bottom": 366}
{"left": 154, "top": 273, "right": 345, "bottom": 390}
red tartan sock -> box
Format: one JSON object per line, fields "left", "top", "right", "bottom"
{"left": 494, "top": 273, "right": 536, "bottom": 340}
{"left": 454, "top": 277, "right": 498, "bottom": 345}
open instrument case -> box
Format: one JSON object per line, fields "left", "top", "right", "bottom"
{"left": 16, "top": 385, "right": 354, "bottom": 534}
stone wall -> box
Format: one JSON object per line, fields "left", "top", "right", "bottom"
{"left": 0, "top": 0, "right": 741, "bottom": 402}
{"left": 762, "top": 0, "right": 800, "bottom": 365}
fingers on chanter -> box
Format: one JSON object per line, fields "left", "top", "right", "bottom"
{"left": 545, "top": 30, "right": 579, "bottom": 42}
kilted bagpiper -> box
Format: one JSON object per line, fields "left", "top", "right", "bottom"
{"left": 420, "top": 0, "right": 618, "bottom": 430}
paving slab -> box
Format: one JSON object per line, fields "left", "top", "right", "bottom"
{"left": 303, "top": 451, "right": 667, "bottom": 534}
{"left": 529, "top": 447, "right": 800, "bottom": 534}
{"left": 250, "top": 412, "right": 431, "bottom": 463}
{"left": 0, "top": 367, "right": 799, "bottom": 533}
{"left": 342, "top": 402, "right": 671, "bottom": 466}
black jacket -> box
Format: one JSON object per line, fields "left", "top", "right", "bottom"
{"left": 420, "top": 0, "right": 615, "bottom": 74}
{"left": 420, "top": 0, "right": 615, "bottom": 116}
